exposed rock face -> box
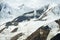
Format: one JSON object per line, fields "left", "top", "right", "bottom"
{"left": 0, "top": 4, "right": 2, "bottom": 11}
{"left": 11, "top": 28, "right": 18, "bottom": 33}
{"left": 11, "top": 33, "right": 24, "bottom": 40}
{"left": 39, "top": 26, "right": 51, "bottom": 40}
{"left": 55, "top": 19, "right": 60, "bottom": 25}
{"left": 26, "top": 26, "right": 51, "bottom": 40}
{"left": 51, "top": 33, "right": 60, "bottom": 40}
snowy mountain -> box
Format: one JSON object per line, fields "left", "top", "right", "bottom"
{"left": 0, "top": 1, "right": 60, "bottom": 40}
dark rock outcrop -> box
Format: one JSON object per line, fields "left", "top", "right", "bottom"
{"left": 51, "top": 33, "right": 60, "bottom": 40}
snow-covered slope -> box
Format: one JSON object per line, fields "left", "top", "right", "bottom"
{"left": 0, "top": 2, "right": 34, "bottom": 25}
{"left": 0, "top": 1, "right": 50, "bottom": 26}
{"left": 0, "top": 1, "right": 60, "bottom": 40}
